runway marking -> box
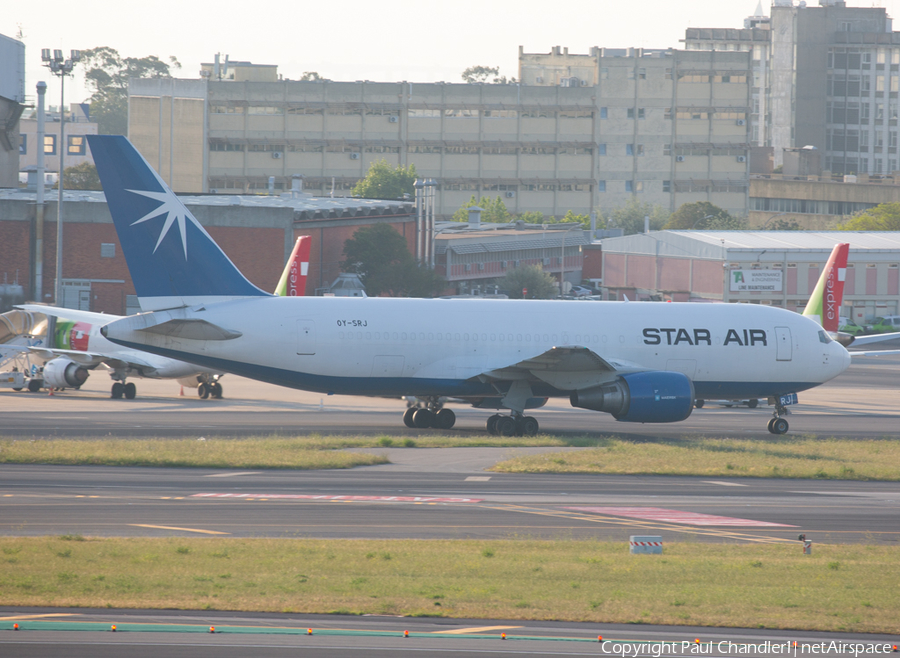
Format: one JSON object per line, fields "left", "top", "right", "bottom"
{"left": 192, "top": 494, "right": 483, "bottom": 503}
{"left": 564, "top": 507, "right": 796, "bottom": 527}
{"left": 0, "top": 613, "right": 80, "bottom": 621}
{"left": 465, "top": 476, "right": 491, "bottom": 481}
{"left": 434, "top": 625, "right": 521, "bottom": 634}
{"left": 203, "top": 471, "right": 262, "bottom": 478}
{"left": 486, "top": 504, "right": 796, "bottom": 544}
{"left": 703, "top": 480, "right": 748, "bottom": 487}
{"left": 128, "top": 524, "right": 230, "bottom": 535}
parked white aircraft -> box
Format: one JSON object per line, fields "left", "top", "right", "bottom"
{"left": 5, "top": 232, "right": 313, "bottom": 399}
{"left": 88, "top": 135, "right": 855, "bottom": 435}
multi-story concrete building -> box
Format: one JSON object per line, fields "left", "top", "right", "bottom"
{"left": 128, "top": 47, "right": 751, "bottom": 219}
{"left": 684, "top": 0, "right": 900, "bottom": 175}
{"left": 18, "top": 104, "right": 98, "bottom": 176}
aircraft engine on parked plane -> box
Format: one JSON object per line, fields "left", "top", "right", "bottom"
{"left": 569, "top": 371, "right": 694, "bottom": 423}
{"left": 42, "top": 357, "right": 90, "bottom": 389}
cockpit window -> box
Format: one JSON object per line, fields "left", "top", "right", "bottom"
{"left": 818, "top": 330, "right": 832, "bottom": 344}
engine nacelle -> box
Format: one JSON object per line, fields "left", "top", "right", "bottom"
{"left": 570, "top": 371, "right": 694, "bottom": 423}
{"left": 43, "top": 358, "right": 90, "bottom": 389}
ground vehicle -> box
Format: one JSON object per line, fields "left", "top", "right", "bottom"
{"left": 838, "top": 317, "right": 869, "bottom": 336}
{"left": 869, "top": 315, "right": 900, "bottom": 334}
{"left": 568, "top": 285, "right": 593, "bottom": 297}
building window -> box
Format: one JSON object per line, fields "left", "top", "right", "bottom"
{"left": 100, "top": 243, "right": 116, "bottom": 258}
{"left": 597, "top": 180, "right": 606, "bottom": 192}
{"left": 626, "top": 144, "right": 634, "bottom": 156}
{"left": 625, "top": 180, "right": 633, "bottom": 192}
{"left": 44, "top": 135, "right": 56, "bottom": 156}
{"left": 663, "top": 180, "right": 671, "bottom": 192}
{"left": 599, "top": 107, "right": 607, "bottom": 119}
{"left": 598, "top": 143, "right": 606, "bottom": 155}
{"left": 19, "top": 134, "right": 26, "bottom": 155}
{"left": 67, "top": 136, "right": 86, "bottom": 155}
{"left": 210, "top": 143, "right": 244, "bottom": 152}
{"left": 638, "top": 68, "right": 646, "bottom": 80}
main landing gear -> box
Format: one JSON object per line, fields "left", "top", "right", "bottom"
{"left": 402, "top": 398, "right": 456, "bottom": 429}
{"left": 198, "top": 381, "right": 224, "bottom": 399}
{"left": 486, "top": 412, "right": 539, "bottom": 437}
{"left": 111, "top": 381, "right": 137, "bottom": 399}
{"left": 767, "top": 402, "right": 790, "bottom": 435}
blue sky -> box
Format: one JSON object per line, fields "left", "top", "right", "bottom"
{"left": 5, "top": 0, "right": 900, "bottom": 108}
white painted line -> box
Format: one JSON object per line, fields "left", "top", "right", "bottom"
{"left": 465, "top": 476, "right": 491, "bottom": 481}
{"left": 193, "top": 493, "right": 483, "bottom": 503}
{"left": 703, "top": 480, "right": 748, "bottom": 487}
{"left": 203, "top": 472, "right": 261, "bottom": 478}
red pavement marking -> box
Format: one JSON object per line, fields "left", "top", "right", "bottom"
{"left": 564, "top": 506, "right": 796, "bottom": 527}
{"left": 192, "top": 494, "right": 482, "bottom": 503}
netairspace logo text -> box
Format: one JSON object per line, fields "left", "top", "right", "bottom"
{"left": 599, "top": 640, "right": 895, "bottom": 657}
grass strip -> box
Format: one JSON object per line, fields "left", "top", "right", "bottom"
{"left": 0, "top": 537, "right": 896, "bottom": 634}
{"left": 491, "top": 435, "right": 900, "bottom": 481}
{"left": 0, "top": 437, "right": 387, "bottom": 470}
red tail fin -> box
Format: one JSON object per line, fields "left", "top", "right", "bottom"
{"left": 275, "top": 236, "right": 311, "bottom": 297}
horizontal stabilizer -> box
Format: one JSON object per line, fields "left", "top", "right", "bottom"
{"left": 137, "top": 318, "right": 242, "bottom": 341}
{"left": 846, "top": 331, "right": 900, "bottom": 347}
{"left": 16, "top": 304, "right": 123, "bottom": 325}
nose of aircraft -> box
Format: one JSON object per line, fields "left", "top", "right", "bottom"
{"left": 828, "top": 341, "right": 852, "bottom": 382}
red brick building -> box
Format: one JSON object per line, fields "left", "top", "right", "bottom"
{"left": 0, "top": 188, "right": 414, "bottom": 313}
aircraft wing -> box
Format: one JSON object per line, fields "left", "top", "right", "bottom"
{"left": 849, "top": 349, "right": 900, "bottom": 357}
{"left": 847, "top": 331, "right": 900, "bottom": 347}
{"left": 25, "top": 346, "right": 152, "bottom": 372}
{"left": 16, "top": 304, "right": 123, "bottom": 325}
{"left": 478, "top": 346, "right": 641, "bottom": 391}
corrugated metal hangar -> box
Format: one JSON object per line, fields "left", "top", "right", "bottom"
{"left": 600, "top": 231, "right": 900, "bottom": 324}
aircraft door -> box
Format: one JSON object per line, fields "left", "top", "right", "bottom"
{"left": 297, "top": 319, "right": 316, "bottom": 356}
{"left": 775, "top": 326, "right": 792, "bottom": 361}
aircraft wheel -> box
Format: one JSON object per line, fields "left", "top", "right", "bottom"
{"left": 747, "top": 399, "right": 759, "bottom": 409}
{"left": 434, "top": 408, "right": 456, "bottom": 430}
{"left": 767, "top": 417, "right": 776, "bottom": 433}
{"left": 694, "top": 399, "right": 705, "bottom": 409}
{"left": 111, "top": 382, "right": 125, "bottom": 399}
{"left": 412, "top": 408, "right": 434, "bottom": 429}
{"left": 486, "top": 414, "right": 501, "bottom": 435}
{"left": 210, "top": 382, "right": 223, "bottom": 399}
{"left": 124, "top": 382, "right": 137, "bottom": 400}
{"left": 403, "top": 407, "right": 417, "bottom": 428}
{"left": 28, "top": 379, "right": 42, "bottom": 393}
{"left": 13, "top": 386, "right": 22, "bottom": 391}
{"left": 772, "top": 417, "right": 789, "bottom": 435}
{"left": 496, "top": 416, "right": 517, "bottom": 437}
{"left": 198, "top": 383, "right": 210, "bottom": 399}
{"left": 520, "top": 416, "right": 539, "bottom": 436}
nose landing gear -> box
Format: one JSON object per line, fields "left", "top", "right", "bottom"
{"left": 767, "top": 402, "right": 790, "bottom": 434}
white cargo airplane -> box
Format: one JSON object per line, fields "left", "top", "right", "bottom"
{"left": 89, "top": 135, "right": 855, "bottom": 435}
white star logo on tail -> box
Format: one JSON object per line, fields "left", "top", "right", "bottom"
{"left": 126, "top": 187, "right": 206, "bottom": 259}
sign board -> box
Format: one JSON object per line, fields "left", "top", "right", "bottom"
{"left": 729, "top": 269, "right": 783, "bottom": 292}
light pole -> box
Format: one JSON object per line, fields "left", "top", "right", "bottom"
{"left": 42, "top": 48, "right": 82, "bottom": 307}
{"left": 761, "top": 212, "right": 789, "bottom": 230}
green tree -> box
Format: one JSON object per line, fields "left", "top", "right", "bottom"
{"left": 81, "top": 47, "right": 181, "bottom": 135}
{"left": 601, "top": 197, "right": 669, "bottom": 235}
{"left": 500, "top": 265, "right": 558, "bottom": 299}
{"left": 341, "top": 223, "right": 443, "bottom": 297}
{"left": 461, "top": 66, "right": 516, "bottom": 84}
{"left": 351, "top": 160, "right": 417, "bottom": 199}
{"left": 767, "top": 218, "right": 802, "bottom": 231}
{"left": 299, "top": 71, "right": 323, "bottom": 81}
{"left": 838, "top": 203, "right": 900, "bottom": 230}
{"left": 60, "top": 162, "right": 101, "bottom": 190}
{"left": 663, "top": 201, "right": 735, "bottom": 230}
{"left": 451, "top": 195, "right": 513, "bottom": 223}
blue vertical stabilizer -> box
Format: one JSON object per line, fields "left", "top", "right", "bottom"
{"left": 86, "top": 135, "right": 270, "bottom": 311}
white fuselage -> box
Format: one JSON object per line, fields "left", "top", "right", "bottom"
{"left": 103, "top": 297, "right": 851, "bottom": 401}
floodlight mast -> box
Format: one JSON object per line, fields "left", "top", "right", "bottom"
{"left": 41, "top": 48, "right": 81, "bottom": 306}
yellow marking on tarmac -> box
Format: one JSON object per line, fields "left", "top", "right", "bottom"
{"left": 434, "top": 625, "right": 521, "bottom": 635}
{"left": 129, "top": 524, "right": 229, "bottom": 535}
{"left": 0, "top": 613, "right": 81, "bottom": 621}
{"left": 3, "top": 494, "right": 11, "bottom": 497}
